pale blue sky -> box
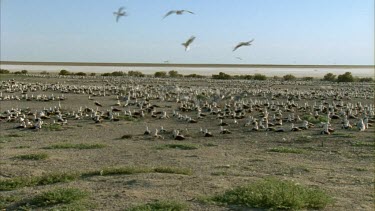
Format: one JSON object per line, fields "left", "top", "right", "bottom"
{"left": 1, "top": 0, "right": 374, "bottom": 65}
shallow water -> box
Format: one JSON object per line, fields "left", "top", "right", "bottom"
{"left": 1, "top": 64, "right": 373, "bottom": 77}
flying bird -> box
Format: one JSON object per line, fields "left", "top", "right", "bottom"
{"left": 163, "top": 10, "right": 194, "bottom": 19}
{"left": 233, "top": 39, "right": 254, "bottom": 51}
{"left": 114, "top": 7, "right": 127, "bottom": 22}
{"left": 235, "top": 57, "right": 243, "bottom": 60}
{"left": 182, "top": 36, "right": 196, "bottom": 51}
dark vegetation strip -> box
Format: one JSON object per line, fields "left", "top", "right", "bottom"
{"left": 0, "top": 166, "right": 192, "bottom": 191}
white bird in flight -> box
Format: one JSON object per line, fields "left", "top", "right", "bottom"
{"left": 233, "top": 39, "right": 254, "bottom": 51}
{"left": 114, "top": 7, "right": 127, "bottom": 22}
{"left": 163, "top": 10, "right": 194, "bottom": 19}
{"left": 182, "top": 36, "right": 196, "bottom": 51}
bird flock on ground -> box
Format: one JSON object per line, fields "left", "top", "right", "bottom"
{"left": 113, "top": 6, "right": 254, "bottom": 55}
{"left": 1, "top": 75, "right": 374, "bottom": 141}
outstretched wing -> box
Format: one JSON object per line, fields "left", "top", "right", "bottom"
{"left": 163, "top": 10, "right": 176, "bottom": 19}
{"left": 118, "top": 7, "right": 125, "bottom": 13}
{"left": 183, "top": 10, "right": 195, "bottom": 14}
{"left": 233, "top": 43, "right": 244, "bottom": 51}
{"left": 186, "top": 36, "right": 196, "bottom": 45}
{"left": 182, "top": 36, "right": 196, "bottom": 51}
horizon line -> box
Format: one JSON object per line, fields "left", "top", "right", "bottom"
{"left": 1, "top": 61, "right": 374, "bottom": 69}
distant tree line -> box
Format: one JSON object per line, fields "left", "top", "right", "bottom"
{"left": 0, "top": 69, "right": 28, "bottom": 75}
{"left": 211, "top": 72, "right": 268, "bottom": 80}
{"left": 100, "top": 70, "right": 146, "bottom": 77}
{"left": 0, "top": 69, "right": 10, "bottom": 74}
{"left": 59, "top": 70, "right": 94, "bottom": 76}
{"left": 1, "top": 68, "right": 372, "bottom": 82}
{"left": 322, "top": 72, "right": 373, "bottom": 82}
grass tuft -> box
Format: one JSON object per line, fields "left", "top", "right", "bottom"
{"left": 13, "top": 145, "right": 31, "bottom": 149}
{"left": 121, "top": 134, "right": 133, "bottom": 139}
{"left": 44, "top": 143, "right": 106, "bottom": 150}
{"left": 211, "top": 171, "right": 228, "bottom": 176}
{"left": 295, "top": 135, "right": 315, "bottom": 142}
{"left": 351, "top": 141, "right": 374, "bottom": 147}
{"left": 354, "top": 167, "right": 368, "bottom": 171}
{"left": 128, "top": 200, "right": 188, "bottom": 211}
{"left": 153, "top": 167, "right": 192, "bottom": 175}
{"left": 0, "top": 134, "right": 23, "bottom": 143}
{"left": 0, "top": 172, "right": 79, "bottom": 191}
{"left": 211, "top": 178, "right": 333, "bottom": 210}
{"left": 0, "top": 195, "right": 18, "bottom": 209}
{"left": 0, "top": 166, "right": 192, "bottom": 191}
{"left": 14, "top": 153, "right": 49, "bottom": 160}
{"left": 6, "top": 133, "right": 23, "bottom": 137}
{"left": 157, "top": 144, "right": 198, "bottom": 150}
{"left": 36, "top": 173, "right": 80, "bottom": 186}
{"left": 118, "top": 115, "right": 136, "bottom": 121}
{"left": 204, "top": 143, "right": 218, "bottom": 147}
{"left": 332, "top": 132, "right": 355, "bottom": 138}
{"left": 43, "top": 124, "right": 64, "bottom": 131}
{"left": 83, "top": 166, "right": 192, "bottom": 177}
{"left": 302, "top": 115, "right": 328, "bottom": 124}
{"left": 95, "top": 166, "right": 150, "bottom": 176}
{"left": 28, "top": 188, "right": 88, "bottom": 207}
{"left": 268, "top": 147, "right": 305, "bottom": 154}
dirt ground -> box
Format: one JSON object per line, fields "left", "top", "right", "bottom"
{"left": 0, "top": 74, "right": 374, "bottom": 210}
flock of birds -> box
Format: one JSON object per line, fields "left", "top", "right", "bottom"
{"left": 1, "top": 75, "right": 374, "bottom": 141}
{"left": 113, "top": 6, "right": 254, "bottom": 53}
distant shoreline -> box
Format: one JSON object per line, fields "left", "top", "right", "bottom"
{"left": 1, "top": 61, "right": 374, "bottom": 69}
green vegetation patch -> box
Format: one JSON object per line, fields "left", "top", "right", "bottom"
{"left": 211, "top": 178, "right": 333, "bottom": 210}
{"left": 0, "top": 133, "right": 24, "bottom": 143}
{"left": 28, "top": 188, "right": 88, "bottom": 207}
{"left": 6, "top": 133, "right": 23, "bottom": 138}
{"left": 211, "top": 171, "right": 229, "bottom": 176}
{"left": 44, "top": 143, "right": 106, "bottom": 150}
{"left": 14, "top": 153, "right": 49, "bottom": 160}
{"left": 0, "top": 195, "right": 18, "bottom": 209}
{"left": 153, "top": 167, "right": 192, "bottom": 175}
{"left": 295, "top": 135, "right": 315, "bottom": 142}
{"left": 351, "top": 141, "right": 374, "bottom": 147}
{"left": 301, "top": 115, "right": 328, "bottom": 124}
{"left": 43, "top": 124, "right": 64, "bottom": 131}
{"left": 118, "top": 115, "right": 137, "bottom": 121}
{"left": 268, "top": 147, "right": 305, "bottom": 154}
{"left": 84, "top": 166, "right": 192, "bottom": 177}
{"left": 331, "top": 132, "right": 355, "bottom": 138}
{"left": 83, "top": 166, "right": 150, "bottom": 177}
{"left": 203, "top": 143, "right": 218, "bottom": 147}
{"left": 128, "top": 200, "right": 188, "bottom": 211}
{"left": 1, "top": 166, "right": 192, "bottom": 191}
{"left": 156, "top": 144, "right": 198, "bottom": 150}
{"left": 0, "top": 172, "right": 79, "bottom": 191}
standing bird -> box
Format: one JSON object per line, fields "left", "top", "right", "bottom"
{"left": 114, "top": 7, "right": 127, "bottom": 22}
{"left": 163, "top": 10, "right": 194, "bottom": 19}
{"left": 233, "top": 39, "right": 254, "bottom": 51}
{"left": 182, "top": 36, "right": 196, "bottom": 51}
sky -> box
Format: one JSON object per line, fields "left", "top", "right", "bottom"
{"left": 1, "top": 0, "right": 374, "bottom": 65}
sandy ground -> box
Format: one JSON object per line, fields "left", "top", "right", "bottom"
{"left": 0, "top": 75, "right": 374, "bottom": 210}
